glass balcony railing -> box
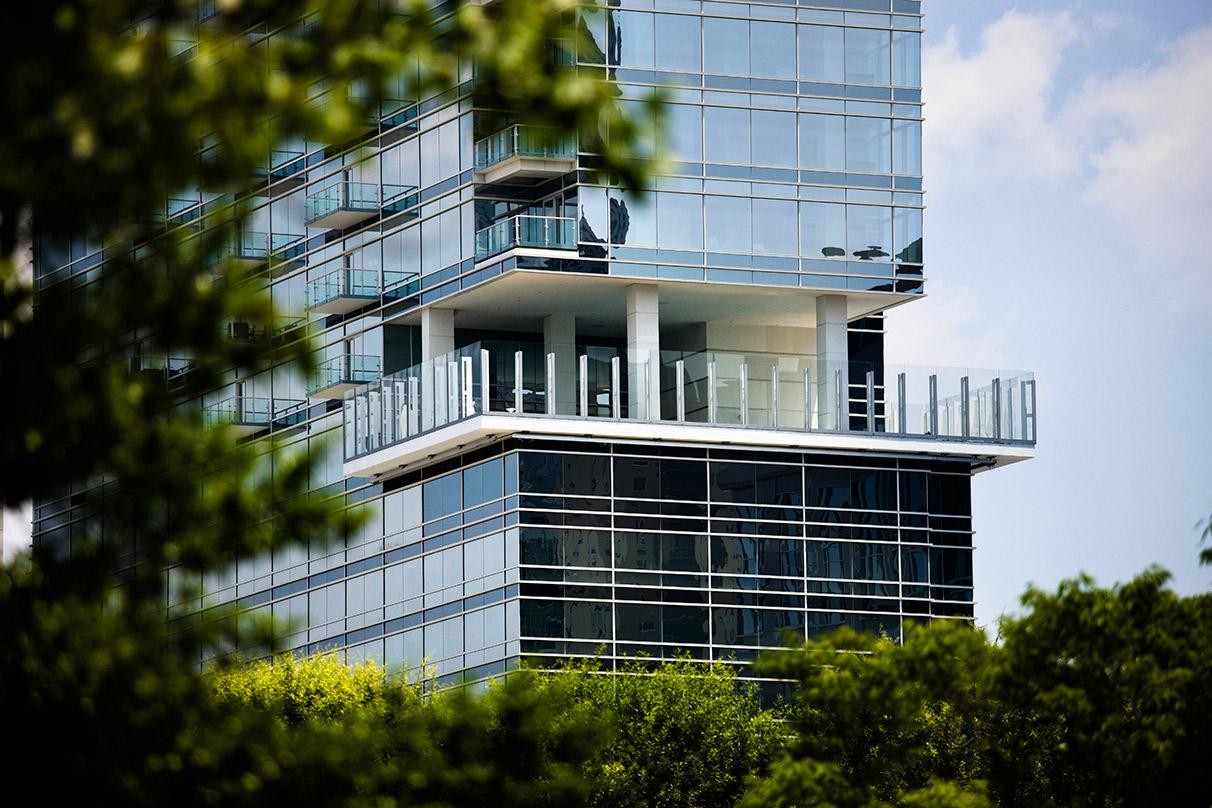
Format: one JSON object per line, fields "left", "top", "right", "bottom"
{"left": 474, "top": 126, "right": 576, "bottom": 171}
{"left": 305, "top": 267, "right": 380, "bottom": 311}
{"left": 309, "top": 354, "right": 381, "bottom": 397}
{"left": 203, "top": 396, "right": 307, "bottom": 432}
{"left": 304, "top": 180, "right": 380, "bottom": 226}
{"left": 342, "top": 343, "right": 1037, "bottom": 462}
{"left": 474, "top": 215, "right": 576, "bottom": 260}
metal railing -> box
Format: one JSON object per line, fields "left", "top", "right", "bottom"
{"left": 305, "top": 267, "right": 380, "bottom": 309}
{"left": 474, "top": 215, "right": 576, "bottom": 260}
{"left": 343, "top": 344, "right": 1037, "bottom": 461}
{"left": 474, "top": 125, "right": 576, "bottom": 171}
{"left": 304, "top": 180, "right": 380, "bottom": 224}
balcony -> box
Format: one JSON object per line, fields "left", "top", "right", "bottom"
{"left": 304, "top": 181, "right": 418, "bottom": 229}
{"left": 309, "top": 354, "right": 381, "bottom": 399}
{"left": 474, "top": 126, "right": 576, "bottom": 185}
{"left": 202, "top": 396, "right": 307, "bottom": 437}
{"left": 305, "top": 267, "right": 381, "bottom": 315}
{"left": 342, "top": 344, "right": 1037, "bottom": 478}
{"left": 475, "top": 215, "right": 576, "bottom": 262}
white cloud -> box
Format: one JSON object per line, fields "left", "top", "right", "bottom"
{"left": 923, "top": 13, "right": 1212, "bottom": 311}
{"left": 923, "top": 11, "right": 1081, "bottom": 186}
{"left": 1069, "top": 24, "right": 1212, "bottom": 311}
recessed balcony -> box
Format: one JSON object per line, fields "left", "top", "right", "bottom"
{"left": 474, "top": 214, "right": 577, "bottom": 262}
{"left": 474, "top": 125, "right": 576, "bottom": 185}
{"left": 202, "top": 396, "right": 307, "bottom": 437}
{"left": 308, "top": 354, "right": 381, "bottom": 399}
{"left": 342, "top": 343, "right": 1037, "bottom": 478}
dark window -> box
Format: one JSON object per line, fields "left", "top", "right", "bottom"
{"left": 806, "top": 467, "right": 897, "bottom": 510}
{"left": 520, "top": 599, "right": 564, "bottom": 638}
{"left": 519, "top": 528, "right": 561, "bottom": 565}
{"left": 930, "top": 547, "right": 972, "bottom": 588}
{"left": 899, "top": 471, "right": 928, "bottom": 512}
{"left": 712, "top": 462, "right": 800, "bottom": 505}
{"left": 928, "top": 473, "right": 971, "bottom": 516}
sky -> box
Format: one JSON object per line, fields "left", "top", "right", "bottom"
{"left": 884, "top": 0, "right": 1212, "bottom": 628}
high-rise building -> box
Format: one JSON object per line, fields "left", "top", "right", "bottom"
{"left": 34, "top": 0, "right": 1035, "bottom": 688}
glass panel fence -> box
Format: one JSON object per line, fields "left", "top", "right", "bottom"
{"left": 343, "top": 343, "right": 1036, "bottom": 461}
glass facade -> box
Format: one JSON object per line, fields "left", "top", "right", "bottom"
{"left": 32, "top": 0, "right": 1035, "bottom": 685}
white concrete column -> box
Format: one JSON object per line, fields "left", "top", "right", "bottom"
{"left": 626, "top": 284, "right": 661, "bottom": 420}
{"left": 543, "top": 314, "right": 577, "bottom": 416}
{"left": 816, "top": 294, "right": 849, "bottom": 430}
{"left": 420, "top": 307, "right": 455, "bottom": 429}
{"left": 421, "top": 307, "right": 455, "bottom": 360}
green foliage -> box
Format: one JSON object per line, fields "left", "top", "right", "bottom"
{"left": 545, "top": 657, "right": 786, "bottom": 808}
{"left": 746, "top": 569, "right": 1212, "bottom": 808}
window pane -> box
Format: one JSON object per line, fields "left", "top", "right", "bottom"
{"left": 610, "top": 11, "right": 654, "bottom": 68}
{"left": 704, "top": 107, "right": 750, "bottom": 164}
{"left": 665, "top": 103, "right": 702, "bottom": 162}
{"left": 799, "top": 113, "right": 845, "bottom": 170}
{"left": 893, "top": 207, "right": 922, "bottom": 263}
{"left": 846, "top": 116, "right": 891, "bottom": 173}
{"left": 892, "top": 30, "right": 921, "bottom": 87}
{"left": 751, "top": 22, "right": 795, "bottom": 79}
{"left": 656, "top": 13, "right": 701, "bottom": 72}
{"left": 704, "top": 18, "right": 748, "bottom": 75}
{"left": 706, "top": 195, "right": 751, "bottom": 253}
{"left": 892, "top": 118, "right": 921, "bottom": 175}
{"left": 611, "top": 189, "right": 656, "bottom": 246}
{"left": 798, "top": 25, "right": 844, "bottom": 82}
{"left": 657, "top": 192, "right": 703, "bottom": 250}
{"left": 845, "top": 27, "right": 890, "bottom": 85}
{"left": 846, "top": 204, "right": 892, "bottom": 262}
{"left": 800, "top": 201, "right": 847, "bottom": 259}
{"left": 752, "top": 110, "right": 796, "bottom": 167}
{"left": 753, "top": 199, "right": 798, "bottom": 256}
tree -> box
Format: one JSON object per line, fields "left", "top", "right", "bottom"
{"left": 0, "top": 1, "right": 657, "bottom": 802}
{"left": 547, "top": 657, "right": 786, "bottom": 808}
{"left": 744, "top": 569, "right": 1212, "bottom": 808}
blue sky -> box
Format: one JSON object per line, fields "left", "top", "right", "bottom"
{"left": 885, "top": 0, "right": 1212, "bottom": 627}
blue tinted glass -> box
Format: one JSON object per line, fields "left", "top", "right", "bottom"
{"left": 611, "top": 189, "right": 656, "bottom": 245}
{"left": 845, "top": 116, "right": 891, "bottom": 173}
{"left": 704, "top": 107, "right": 749, "bottom": 164}
{"left": 844, "top": 27, "right": 890, "bottom": 85}
{"left": 800, "top": 201, "right": 847, "bottom": 258}
{"left": 752, "top": 110, "right": 797, "bottom": 167}
{"left": 892, "top": 118, "right": 920, "bottom": 175}
{"left": 704, "top": 18, "right": 749, "bottom": 75}
{"left": 753, "top": 198, "right": 798, "bottom": 255}
{"left": 799, "top": 24, "right": 844, "bottom": 82}
{"left": 892, "top": 30, "right": 920, "bottom": 87}
{"left": 611, "top": 11, "right": 654, "bottom": 68}
{"left": 846, "top": 204, "right": 892, "bottom": 261}
{"left": 423, "top": 470, "right": 462, "bottom": 520}
{"left": 666, "top": 103, "right": 703, "bottom": 162}
{"left": 706, "top": 195, "right": 751, "bottom": 253}
{"left": 657, "top": 192, "right": 703, "bottom": 250}
{"left": 751, "top": 21, "right": 796, "bottom": 79}
{"left": 655, "top": 13, "right": 701, "bottom": 72}
{"left": 799, "top": 113, "right": 845, "bottom": 170}
{"left": 893, "top": 207, "right": 922, "bottom": 263}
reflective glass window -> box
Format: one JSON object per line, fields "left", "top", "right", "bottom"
{"left": 892, "top": 118, "right": 921, "bottom": 175}
{"left": 611, "top": 11, "right": 654, "bottom": 68}
{"left": 656, "top": 13, "right": 701, "bottom": 72}
{"left": 752, "top": 110, "right": 797, "bottom": 167}
{"left": 846, "top": 116, "right": 891, "bottom": 173}
{"left": 753, "top": 199, "right": 798, "bottom": 256}
{"left": 799, "top": 25, "right": 844, "bottom": 82}
{"left": 844, "top": 27, "right": 890, "bottom": 85}
{"left": 611, "top": 189, "right": 656, "bottom": 246}
{"left": 751, "top": 22, "right": 796, "bottom": 79}
{"left": 893, "top": 207, "right": 922, "bottom": 263}
{"left": 846, "top": 204, "right": 892, "bottom": 262}
{"left": 704, "top": 107, "right": 750, "bottom": 165}
{"left": 892, "top": 30, "right": 921, "bottom": 87}
{"left": 799, "top": 201, "right": 847, "bottom": 259}
{"left": 666, "top": 103, "right": 703, "bottom": 162}
{"left": 706, "top": 195, "right": 751, "bottom": 253}
{"left": 799, "top": 113, "right": 846, "bottom": 170}
{"left": 704, "top": 18, "right": 749, "bottom": 75}
{"left": 656, "top": 192, "right": 704, "bottom": 250}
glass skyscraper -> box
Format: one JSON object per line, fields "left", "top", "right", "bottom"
{"left": 34, "top": 0, "right": 1035, "bottom": 688}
